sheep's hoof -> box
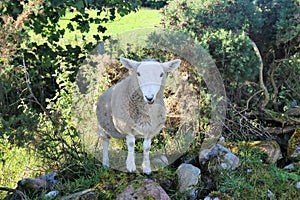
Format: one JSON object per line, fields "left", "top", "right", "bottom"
{"left": 143, "top": 168, "right": 152, "bottom": 175}
{"left": 143, "top": 170, "right": 152, "bottom": 176}
{"left": 126, "top": 167, "right": 136, "bottom": 173}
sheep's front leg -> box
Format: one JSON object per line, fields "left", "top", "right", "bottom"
{"left": 126, "top": 135, "right": 136, "bottom": 172}
{"left": 102, "top": 137, "right": 110, "bottom": 169}
{"left": 142, "top": 137, "right": 152, "bottom": 175}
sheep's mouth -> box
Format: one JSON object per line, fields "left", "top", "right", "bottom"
{"left": 147, "top": 100, "right": 154, "bottom": 104}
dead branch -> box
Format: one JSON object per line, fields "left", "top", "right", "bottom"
{"left": 0, "top": 187, "right": 27, "bottom": 200}
{"left": 249, "top": 39, "right": 270, "bottom": 109}
{"left": 264, "top": 125, "right": 300, "bottom": 135}
{"left": 270, "top": 63, "right": 278, "bottom": 103}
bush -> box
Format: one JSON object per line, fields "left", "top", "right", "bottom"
{"left": 162, "top": 0, "right": 299, "bottom": 107}
{"left": 142, "top": 0, "right": 167, "bottom": 9}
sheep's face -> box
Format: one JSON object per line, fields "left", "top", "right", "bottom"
{"left": 120, "top": 58, "right": 181, "bottom": 104}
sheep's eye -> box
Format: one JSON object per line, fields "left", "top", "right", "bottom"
{"left": 160, "top": 72, "right": 164, "bottom": 77}
{"left": 137, "top": 72, "right": 141, "bottom": 76}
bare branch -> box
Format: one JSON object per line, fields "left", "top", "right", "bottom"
{"left": 249, "top": 39, "right": 270, "bottom": 109}
{"left": 0, "top": 187, "right": 28, "bottom": 200}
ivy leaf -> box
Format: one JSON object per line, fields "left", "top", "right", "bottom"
{"left": 97, "top": 25, "right": 107, "bottom": 33}
{"left": 66, "top": 23, "right": 74, "bottom": 31}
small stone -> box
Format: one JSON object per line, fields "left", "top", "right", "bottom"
{"left": 283, "top": 163, "right": 295, "bottom": 170}
{"left": 44, "top": 190, "right": 59, "bottom": 199}
{"left": 267, "top": 189, "right": 275, "bottom": 198}
{"left": 176, "top": 163, "right": 201, "bottom": 193}
{"left": 296, "top": 182, "right": 300, "bottom": 189}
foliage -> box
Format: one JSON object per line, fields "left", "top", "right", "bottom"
{"left": 141, "top": 0, "right": 167, "bottom": 9}
{"left": 162, "top": 0, "right": 299, "bottom": 108}
{"left": 0, "top": 0, "right": 141, "bottom": 189}
{"left": 0, "top": 135, "right": 42, "bottom": 190}
{"left": 214, "top": 145, "right": 300, "bottom": 199}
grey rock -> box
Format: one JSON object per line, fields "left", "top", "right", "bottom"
{"left": 267, "top": 189, "right": 275, "bottom": 198}
{"left": 283, "top": 163, "right": 295, "bottom": 170}
{"left": 296, "top": 182, "right": 300, "bottom": 189}
{"left": 176, "top": 163, "right": 201, "bottom": 199}
{"left": 116, "top": 178, "right": 170, "bottom": 200}
{"left": 199, "top": 144, "right": 240, "bottom": 171}
{"left": 204, "top": 197, "right": 220, "bottom": 200}
{"left": 44, "top": 190, "right": 59, "bottom": 199}
{"left": 151, "top": 154, "right": 169, "bottom": 168}
{"left": 39, "top": 172, "right": 58, "bottom": 188}
{"left": 17, "top": 172, "right": 58, "bottom": 191}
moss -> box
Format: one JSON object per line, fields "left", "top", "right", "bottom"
{"left": 287, "top": 129, "right": 300, "bottom": 160}
{"left": 208, "top": 191, "right": 233, "bottom": 200}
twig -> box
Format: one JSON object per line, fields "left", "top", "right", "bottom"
{"left": 240, "top": 89, "right": 264, "bottom": 113}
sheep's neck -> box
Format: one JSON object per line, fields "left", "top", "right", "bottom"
{"left": 127, "top": 75, "right": 164, "bottom": 128}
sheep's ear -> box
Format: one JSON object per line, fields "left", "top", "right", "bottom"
{"left": 162, "top": 59, "right": 181, "bottom": 72}
{"left": 120, "top": 57, "right": 140, "bottom": 70}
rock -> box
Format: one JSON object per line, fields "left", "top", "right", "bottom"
{"left": 267, "top": 189, "right": 275, "bottom": 198}
{"left": 17, "top": 172, "right": 58, "bottom": 191}
{"left": 151, "top": 154, "right": 169, "bottom": 169}
{"left": 199, "top": 144, "right": 240, "bottom": 171}
{"left": 176, "top": 163, "right": 201, "bottom": 199}
{"left": 204, "top": 197, "right": 220, "bottom": 200}
{"left": 61, "top": 189, "right": 98, "bottom": 200}
{"left": 248, "top": 140, "right": 282, "bottom": 163}
{"left": 116, "top": 178, "right": 170, "bottom": 200}
{"left": 17, "top": 178, "right": 46, "bottom": 190}
{"left": 296, "top": 182, "right": 300, "bottom": 189}
{"left": 44, "top": 190, "right": 59, "bottom": 199}
{"left": 283, "top": 162, "right": 300, "bottom": 171}
{"left": 287, "top": 129, "right": 300, "bottom": 161}
{"left": 39, "top": 173, "right": 59, "bottom": 189}
{"left": 204, "top": 191, "right": 232, "bottom": 200}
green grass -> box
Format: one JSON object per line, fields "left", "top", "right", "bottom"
{"left": 58, "top": 8, "right": 162, "bottom": 43}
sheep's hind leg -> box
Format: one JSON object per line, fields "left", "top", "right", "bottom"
{"left": 102, "top": 137, "right": 110, "bottom": 169}
{"left": 142, "top": 137, "right": 152, "bottom": 175}
{"left": 126, "top": 135, "right": 136, "bottom": 173}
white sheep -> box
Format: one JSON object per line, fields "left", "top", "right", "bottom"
{"left": 96, "top": 57, "right": 181, "bottom": 174}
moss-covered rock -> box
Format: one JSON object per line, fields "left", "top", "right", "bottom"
{"left": 287, "top": 129, "right": 300, "bottom": 161}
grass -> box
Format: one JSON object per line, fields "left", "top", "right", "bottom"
{"left": 58, "top": 8, "right": 162, "bottom": 43}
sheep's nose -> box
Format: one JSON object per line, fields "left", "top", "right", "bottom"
{"left": 145, "top": 95, "right": 154, "bottom": 104}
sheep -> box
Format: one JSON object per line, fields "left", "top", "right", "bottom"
{"left": 96, "top": 57, "right": 181, "bottom": 174}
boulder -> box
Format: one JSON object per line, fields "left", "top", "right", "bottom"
{"left": 248, "top": 140, "right": 282, "bottom": 163}
{"left": 199, "top": 144, "right": 240, "bottom": 171}
{"left": 287, "top": 129, "right": 300, "bottom": 161}
{"left": 116, "top": 178, "right": 170, "bottom": 200}
{"left": 176, "top": 163, "right": 201, "bottom": 199}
